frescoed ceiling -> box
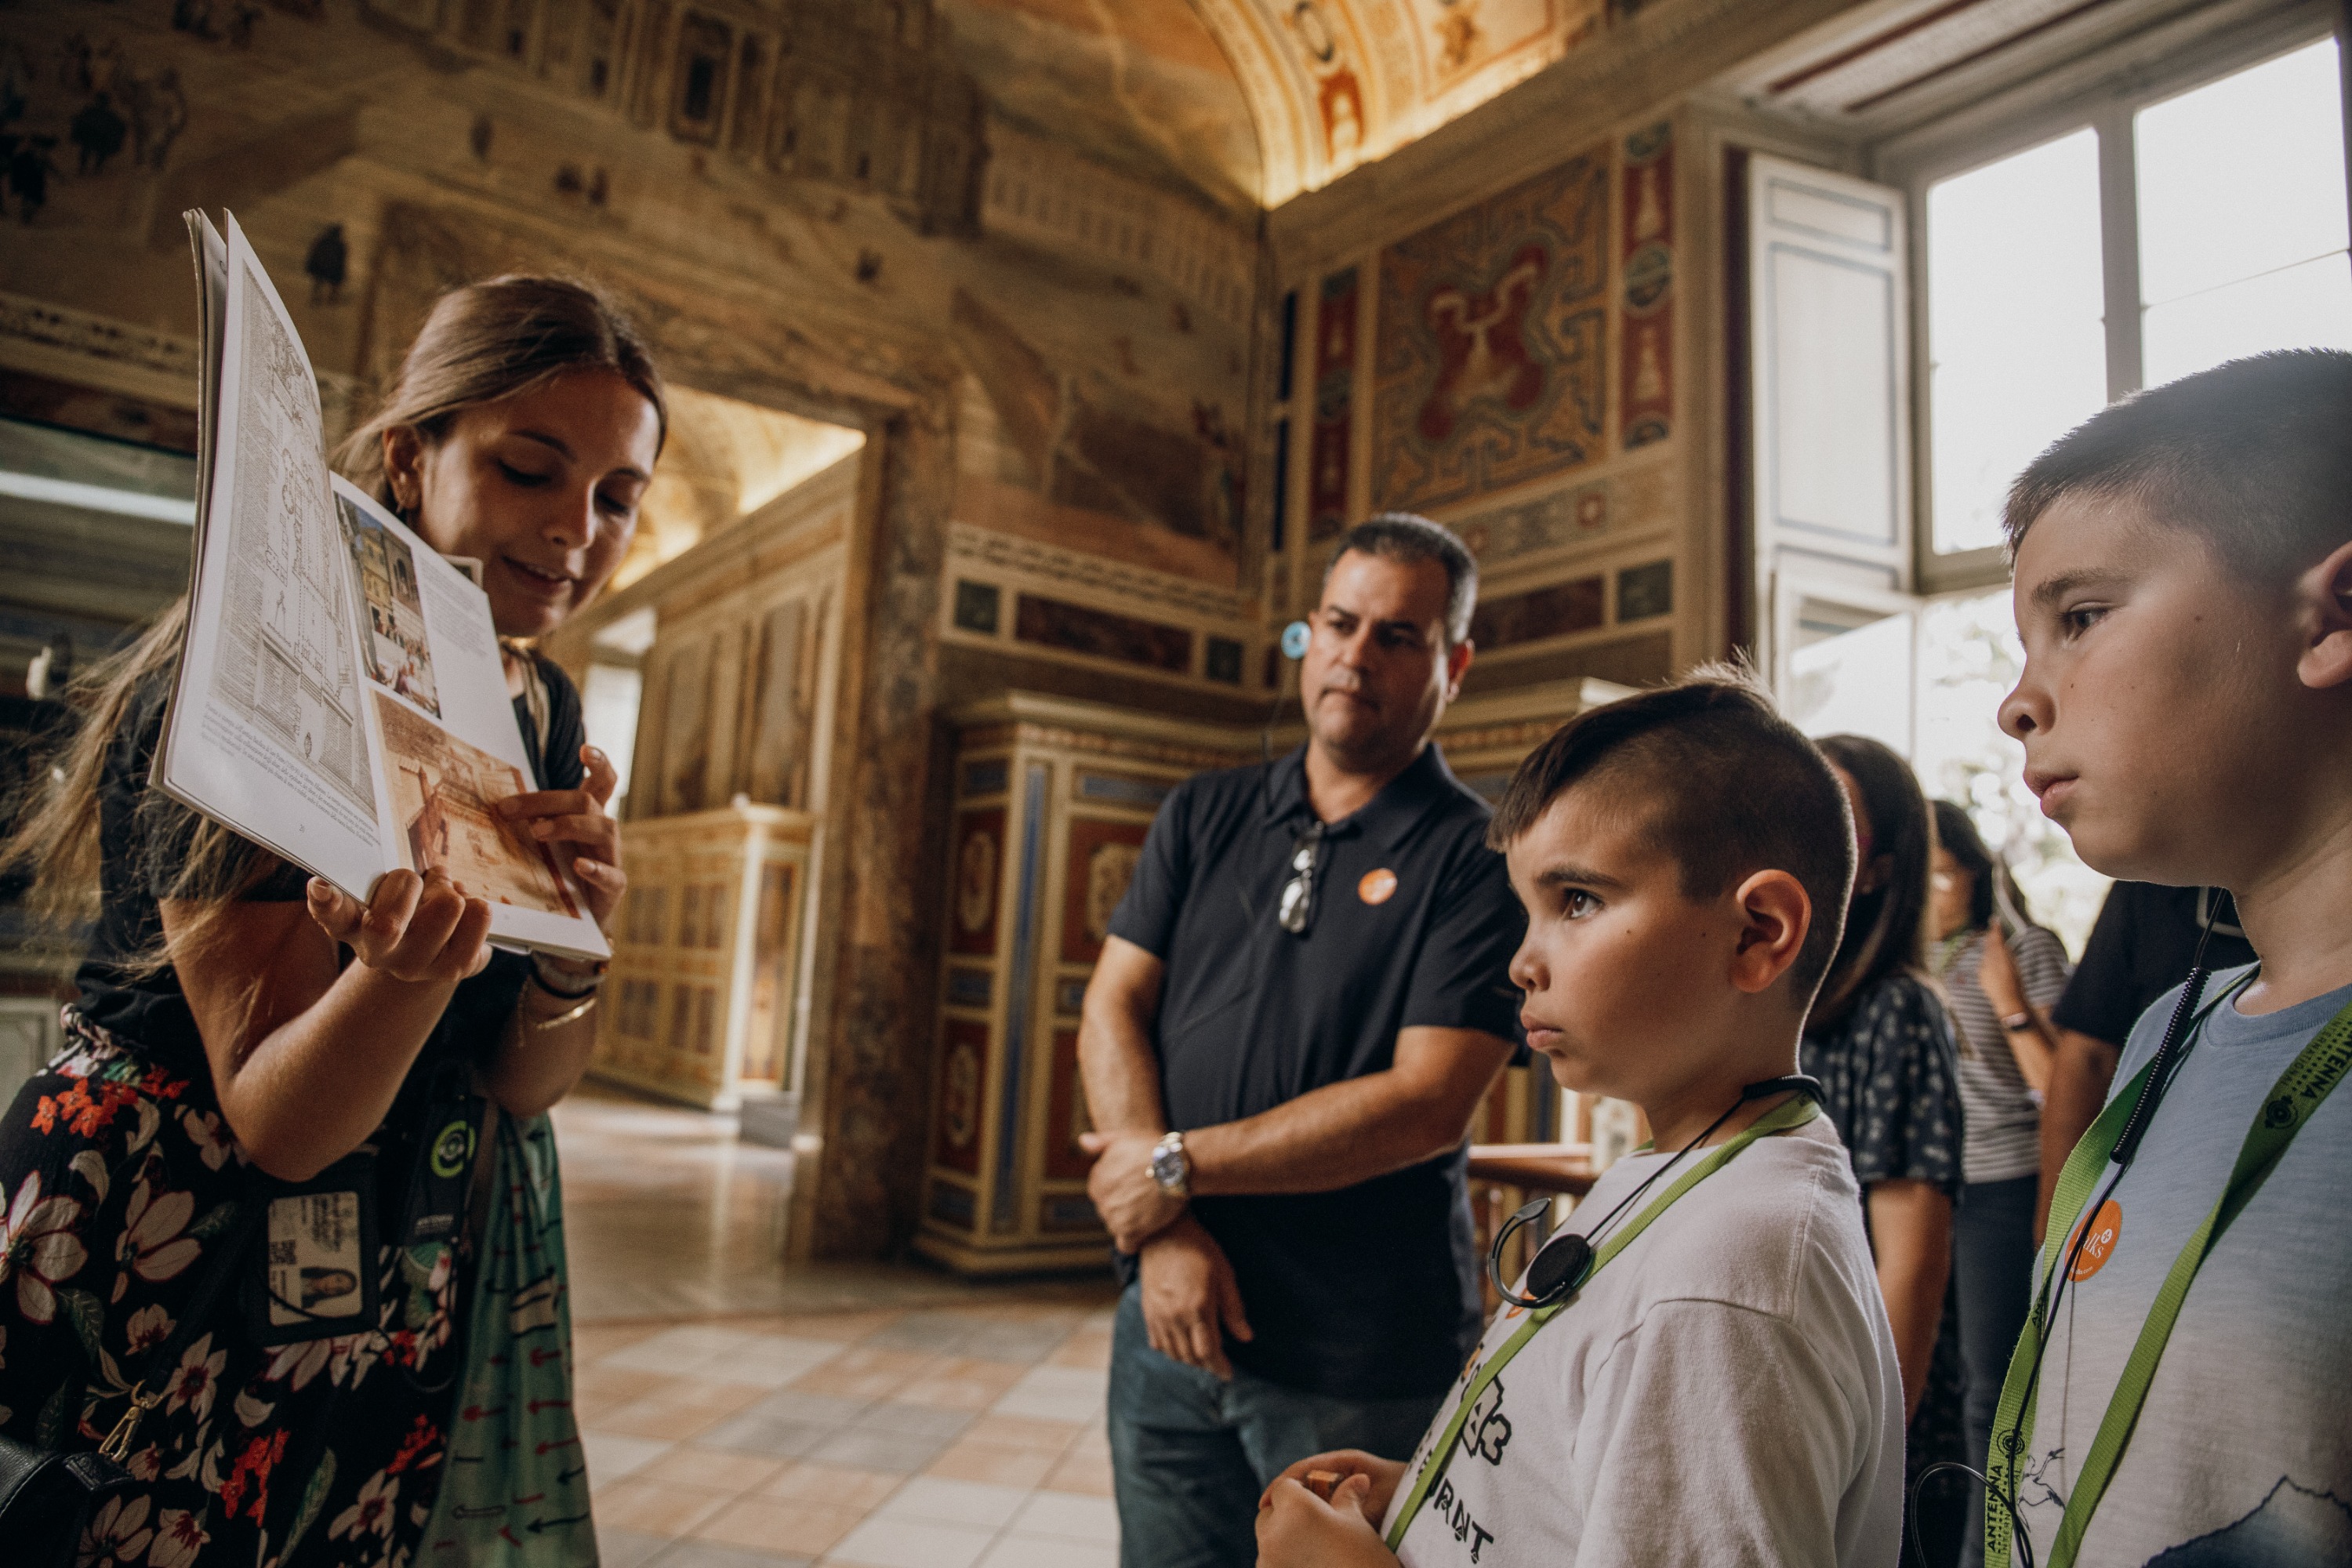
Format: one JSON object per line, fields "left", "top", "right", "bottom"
{"left": 1187, "top": 0, "right": 1612, "bottom": 207}
{"left": 942, "top": 0, "right": 1622, "bottom": 212}
{"left": 938, "top": 0, "right": 1267, "bottom": 213}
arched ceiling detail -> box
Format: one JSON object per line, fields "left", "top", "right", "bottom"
{"left": 938, "top": 0, "right": 1266, "bottom": 215}
{"left": 1185, "top": 0, "right": 1611, "bottom": 207}
{"left": 938, "top": 0, "right": 1620, "bottom": 216}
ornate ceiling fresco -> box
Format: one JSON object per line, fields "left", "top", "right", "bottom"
{"left": 942, "top": 0, "right": 1627, "bottom": 212}
{"left": 1186, "top": 0, "right": 1613, "bottom": 207}
{"left": 938, "top": 0, "right": 1266, "bottom": 214}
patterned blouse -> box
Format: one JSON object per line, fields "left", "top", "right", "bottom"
{"left": 1802, "top": 969, "right": 1969, "bottom": 1485}
{"left": 1802, "top": 970, "right": 1965, "bottom": 1197}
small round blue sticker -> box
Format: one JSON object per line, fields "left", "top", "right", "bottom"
{"left": 1280, "top": 620, "right": 1311, "bottom": 659}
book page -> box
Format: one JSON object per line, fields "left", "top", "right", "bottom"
{"left": 158, "top": 214, "right": 386, "bottom": 899}
{"left": 332, "top": 478, "right": 610, "bottom": 960}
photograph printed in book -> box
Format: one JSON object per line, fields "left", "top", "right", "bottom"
{"left": 338, "top": 489, "right": 441, "bottom": 718}
{"left": 376, "top": 692, "right": 581, "bottom": 918}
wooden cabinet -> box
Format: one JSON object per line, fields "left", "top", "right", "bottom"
{"left": 916, "top": 694, "right": 1252, "bottom": 1274}
{"left": 591, "top": 803, "right": 815, "bottom": 1111}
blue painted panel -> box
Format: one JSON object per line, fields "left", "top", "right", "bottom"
{"left": 992, "top": 763, "right": 1048, "bottom": 1233}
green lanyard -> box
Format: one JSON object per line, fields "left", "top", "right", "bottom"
{"left": 1986, "top": 978, "right": 2352, "bottom": 1568}
{"left": 1384, "top": 1094, "right": 1821, "bottom": 1552}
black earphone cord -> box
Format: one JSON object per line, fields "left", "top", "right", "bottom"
{"left": 1907, "top": 910, "right": 2223, "bottom": 1568}
{"left": 1491, "top": 1075, "right": 1821, "bottom": 1311}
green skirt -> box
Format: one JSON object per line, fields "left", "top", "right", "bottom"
{"left": 418, "top": 1110, "right": 597, "bottom": 1566}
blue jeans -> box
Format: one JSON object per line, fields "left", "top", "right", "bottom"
{"left": 1954, "top": 1174, "right": 2038, "bottom": 1568}
{"left": 1107, "top": 1284, "right": 1445, "bottom": 1568}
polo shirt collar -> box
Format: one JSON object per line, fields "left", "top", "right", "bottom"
{"left": 1262, "top": 741, "right": 1459, "bottom": 850}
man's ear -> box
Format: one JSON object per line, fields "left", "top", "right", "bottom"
{"left": 1730, "top": 870, "right": 1809, "bottom": 996}
{"left": 1444, "top": 637, "right": 1474, "bottom": 700}
{"left": 2296, "top": 538, "right": 2352, "bottom": 692}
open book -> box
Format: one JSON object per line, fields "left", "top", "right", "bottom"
{"left": 154, "top": 211, "right": 609, "bottom": 962}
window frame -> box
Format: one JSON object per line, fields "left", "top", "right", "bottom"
{"left": 1874, "top": 0, "right": 2346, "bottom": 594}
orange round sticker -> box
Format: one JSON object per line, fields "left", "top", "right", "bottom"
{"left": 1359, "top": 868, "right": 1399, "bottom": 906}
{"left": 2070, "top": 1199, "right": 2122, "bottom": 1281}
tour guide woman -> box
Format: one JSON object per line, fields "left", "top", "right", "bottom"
{"left": 0, "top": 276, "right": 663, "bottom": 1566}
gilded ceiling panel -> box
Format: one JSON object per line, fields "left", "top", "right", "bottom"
{"left": 1185, "top": 0, "right": 1610, "bottom": 205}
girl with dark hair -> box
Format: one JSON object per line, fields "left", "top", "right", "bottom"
{"left": 1927, "top": 799, "right": 2071, "bottom": 1568}
{"left": 1806, "top": 734, "right": 1968, "bottom": 1567}
{"left": 0, "top": 274, "right": 663, "bottom": 1566}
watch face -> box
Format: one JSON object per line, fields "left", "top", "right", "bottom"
{"left": 1151, "top": 1144, "right": 1185, "bottom": 1189}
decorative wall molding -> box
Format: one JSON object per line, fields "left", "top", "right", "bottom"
{"left": 1441, "top": 450, "right": 1677, "bottom": 576}
{"left": 982, "top": 126, "right": 1258, "bottom": 328}
{"left": 0, "top": 292, "right": 363, "bottom": 435}
{"left": 946, "top": 521, "right": 1251, "bottom": 625}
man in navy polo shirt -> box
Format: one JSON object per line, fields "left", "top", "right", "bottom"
{"left": 1077, "top": 514, "right": 1524, "bottom": 1568}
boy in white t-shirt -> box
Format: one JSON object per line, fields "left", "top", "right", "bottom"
{"left": 1983, "top": 350, "right": 2352, "bottom": 1566}
{"left": 1256, "top": 670, "right": 1904, "bottom": 1568}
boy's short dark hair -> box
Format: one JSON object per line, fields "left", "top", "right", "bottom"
{"left": 1488, "top": 666, "right": 1856, "bottom": 1004}
{"left": 2005, "top": 349, "right": 2352, "bottom": 583}
{"left": 1326, "top": 513, "right": 1478, "bottom": 646}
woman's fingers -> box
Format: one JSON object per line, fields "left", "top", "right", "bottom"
{"left": 307, "top": 878, "right": 367, "bottom": 945}
{"left": 526, "top": 812, "right": 613, "bottom": 847}
{"left": 581, "top": 745, "right": 619, "bottom": 809}
{"left": 354, "top": 869, "right": 423, "bottom": 957}
{"left": 498, "top": 788, "right": 593, "bottom": 825}
{"left": 344, "top": 869, "right": 492, "bottom": 982}
{"left": 383, "top": 870, "right": 466, "bottom": 967}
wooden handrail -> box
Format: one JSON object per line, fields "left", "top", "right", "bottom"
{"left": 1468, "top": 1142, "right": 1598, "bottom": 1197}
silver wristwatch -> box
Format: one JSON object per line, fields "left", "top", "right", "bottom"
{"left": 1149, "top": 1131, "right": 1191, "bottom": 1197}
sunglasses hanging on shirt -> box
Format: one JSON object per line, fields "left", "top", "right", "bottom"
{"left": 1277, "top": 821, "right": 1327, "bottom": 935}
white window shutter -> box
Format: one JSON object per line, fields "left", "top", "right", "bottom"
{"left": 1748, "top": 154, "right": 1921, "bottom": 753}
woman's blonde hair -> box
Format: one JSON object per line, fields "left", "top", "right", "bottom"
{"left": 0, "top": 275, "right": 666, "bottom": 975}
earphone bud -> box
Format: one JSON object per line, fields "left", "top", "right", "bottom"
{"left": 1489, "top": 1076, "right": 1825, "bottom": 1311}
{"left": 1280, "top": 620, "right": 1310, "bottom": 659}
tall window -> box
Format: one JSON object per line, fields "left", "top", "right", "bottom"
{"left": 1922, "top": 36, "right": 2350, "bottom": 562}
{"left": 1926, "top": 130, "right": 2107, "bottom": 556}
{"left": 2136, "top": 42, "right": 2352, "bottom": 387}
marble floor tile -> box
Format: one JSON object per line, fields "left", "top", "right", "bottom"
{"left": 958, "top": 1414, "right": 1085, "bottom": 1453}
{"left": 1040, "top": 1448, "right": 1115, "bottom": 1497}
{"left": 757, "top": 1462, "right": 907, "bottom": 1512}
{"left": 801, "top": 1425, "right": 957, "bottom": 1475}
{"left": 592, "top": 1477, "right": 737, "bottom": 1538}
{"left": 822, "top": 1514, "right": 997, "bottom": 1568}
{"left": 597, "top": 1526, "right": 673, "bottom": 1568}
{"left": 585, "top": 1432, "right": 677, "bottom": 1489}
{"left": 989, "top": 1366, "right": 1111, "bottom": 1425}
{"left": 652, "top": 1541, "right": 817, "bottom": 1568}
{"left": 845, "top": 1400, "right": 973, "bottom": 1441}
{"left": 875, "top": 1476, "right": 1032, "bottom": 1531}
{"left": 638, "top": 1444, "right": 791, "bottom": 1494}
{"left": 973, "top": 1534, "right": 1118, "bottom": 1568}
{"left": 596, "top": 1377, "right": 771, "bottom": 1442}
{"left": 921, "top": 1439, "right": 1061, "bottom": 1491}
{"left": 1011, "top": 1490, "right": 1121, "bottom": 1545}
{"left": 694, "top": 1412, "right": 840, "bottom": 1460}
{"left": 698, "top": 1496, "right": 864, "bottom": 1557}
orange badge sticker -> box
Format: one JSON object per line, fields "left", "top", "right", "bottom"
{"left": 1359, "top": 868, "right": 1399, "bottom": 906}
{"left": 2070, "top": 1198, "right": 2122, "bottom": 1281}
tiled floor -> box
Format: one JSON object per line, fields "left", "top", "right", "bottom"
{"left": 579, "top": 1309, "right": 1120, "bottom": 1568}
{"left": 548, "top": 1087, "right": 1124, "bottom": 1567}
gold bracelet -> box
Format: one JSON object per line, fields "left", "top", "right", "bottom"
{"left": 526, "top": 993, "right": 599, "bottom": 1032}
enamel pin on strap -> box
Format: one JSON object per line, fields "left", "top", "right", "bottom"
{"left": 1985, "top": 983, "right": 2352, "bottom": 1568}
{"left": 1383, "top": 1092, "right": 1821, "bottom": 1552}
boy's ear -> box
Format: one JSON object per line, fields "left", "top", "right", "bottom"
{"left": 2296, "top": 538, "right": 2352, "bottom": 693}
{"left": 1730, "top": 870, "right": 1809, "bottom": 997}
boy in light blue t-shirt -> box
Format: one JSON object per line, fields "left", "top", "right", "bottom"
{"left": 1989, "top": 350, "right": 2352, "bottom": 1566}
